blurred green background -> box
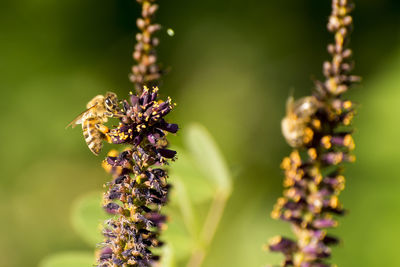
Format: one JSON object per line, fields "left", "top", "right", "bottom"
{"left": 1, "top": 0, "right": 399, "bottom": 266}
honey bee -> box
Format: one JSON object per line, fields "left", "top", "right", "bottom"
{"left": 67, "top": 92, "right": 120, "bottom": 155}
{"left": 281, "top": 95, "right": 320, "bottom": 148}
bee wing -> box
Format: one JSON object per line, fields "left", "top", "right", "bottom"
{"left": 294, "top": 96, "right": 318, "bottom": 118}
{"left": 65, "top": 103, "right": 98, "bottom": 129}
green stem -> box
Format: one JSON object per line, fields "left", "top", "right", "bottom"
{"left": 175, "top": 179, "right": 197, "bottom": 238}
{"left": 186, "top": 189, "right": 229, "bottom": 267}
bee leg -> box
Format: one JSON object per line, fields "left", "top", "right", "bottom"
{"left": 95, "top": 124, "right": 112, "bottom": 143}
{"left": 104, "top": 111, "right": 123, "bottom": 118}
{"left": 95, "top": 123, "right": 109, "bottom": 133}
{"left": 104, "top": 133, "right": 112, "bottom": 143}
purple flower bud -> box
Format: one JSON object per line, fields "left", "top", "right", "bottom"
{"left": 114, "top": 175, "right": 126, "bottom": 184}
{"left": 113, "top": 258, "right": 124, "bottom": 266}
{"left": 313, "top": 218, "right": 337, "bottom": 229}
{"left": 130, "top": 94, "right": 139, "bottom": 106}
{"left": 160, "top": 121, "right": 179, "bottom": 133}
{"left": 158, "top": 148, "right": 176, "bottom": 159}
{"left": 146, "top": 212, "right": 166, "bottom": 228}
{"left": 99, "top": 247, "right": 112, "bottom": 262}
{"left": 104, "top": 203, "right": 120, "bottom": 215}
{"left": 151, "top": 91, "right": 157, "bottom": 101}
{"left": 269, "top": 236, "right": 297, "bottom": 254}
{"left": 147, "top": 134, "right": 156, "bottom": 144}
{"left": 133, "top": 134, "right": 143, "bottom": 146}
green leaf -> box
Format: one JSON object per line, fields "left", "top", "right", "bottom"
{"left": 185, "top": 123, "right": 233, "bottom": 194}
{"left": 163, "top": 205, "right": 195, "bottom": 262}
{"left": 39, "top": 251, "right": 94, "bottom": 267}
{"left": 170, "top": 149, "right": 215, "bottom": 204}
{"left": 160, "top": 244, "right": 176, "bottom": 267}
{"left": 165, "top": 124, "right": 234, "bottom": 264}
{"left": 172, "top": 178, "right": 197, "bottom": 238}
{"left": 70, "top": 191, "right": 108, "bottom": 247}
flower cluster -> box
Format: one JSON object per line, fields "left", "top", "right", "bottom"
{"left": 269, "top": 0, "right": 359, "bottom": 266}
{"left": 98, "top": 87, "right": 178, "bottom": 267}
{"left": 110, "top": 87, "right": 177, "bottom": 154}
{"left": 130, "top": 0, "right": 163, "bottom": 94}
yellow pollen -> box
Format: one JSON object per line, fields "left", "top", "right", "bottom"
{"left": 348, "top": 154, "right": 356, "bottom": 162}
{"left": 314, "top": 175, "right": 322, "bottom": 185}
{"left": 287, "top": 189, "right": 300, "bottom": 202}
{"left": 343, "top": 100, "right": 352, "bottom": 109}
{"left": 269, "top": 235, "right": 282, "bottom": 245}
{"left": 303, "top": 127, "right": 314, "bottom": 144}
{"left": 294, "top": 253, "right": 304, "bottom": 266}
{"left": 344, "top": 134, "right": 355, "bottom": 150}
{"left": 321, "top": 136, "right": 332, "bottom": 149}
{"left": 283, "top": 210, "right": 292, "bottom": 219}
{"left": 281, "top": 157, "right": 291, "bottom": 169}
{"left": 291, "top": 150, "right": 301, "bottom": 165}
{"left": 330, "top": 196, "right": 339, "bottom": 208}
{"left": 284, "top": 177, "right": 294, "bottom": 187}
{"left": 271, "top": 210, "right": 280, "bottom": 219}
{"left": 277, "top": 197, "right": 286, "bottom": 205}
{"left": 333, "top": 153, "right": 344, "bottom": 164}
{"left": 312, "top": 119, "right": 321, "bottom": 130}
{"left": 107, "top": 149, "right": 119, "bottom": 157}
{"left": 335, "top": 32, "right": 344, "bottom": 47}
{"left": 336, "top": 175, "right": 345, "bottom": 191}
{"left": 328, "top": 77, "right": 338, "bottom": 93}
{"left": 308, "top": 148, "right": 317, "bottom": 160}
{"left": 339, "top": 7, "right": 347, "bottom": 16}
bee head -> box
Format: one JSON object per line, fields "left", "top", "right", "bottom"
{"left": 104, "top": 92, "right": 119, "bottom": 112}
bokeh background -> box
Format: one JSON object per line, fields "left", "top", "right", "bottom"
{"left": 1, "top": 0, "right": 400, "bottom": 266}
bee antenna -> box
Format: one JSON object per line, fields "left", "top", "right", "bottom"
{"left": 286, "top": 89, "right": 295, "bottom": 113}
{"left": 288, "top": 88, "right": 295, "bottom": 98}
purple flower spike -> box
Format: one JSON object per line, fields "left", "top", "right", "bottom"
{"left": 129, "top": 0, "right": 162, "bottom": 94}
{"left": 269, "top": 1, "right": 359, "bottom": 266}
{"left": 78, "top": 0, "right": 177, "bottom": 266}
{"left": 99, "top": 87, "right": 177, "bottom": 266}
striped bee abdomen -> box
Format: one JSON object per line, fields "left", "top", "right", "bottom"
{"left": 82, "top": 118, "right": 103, "bottom": 155}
